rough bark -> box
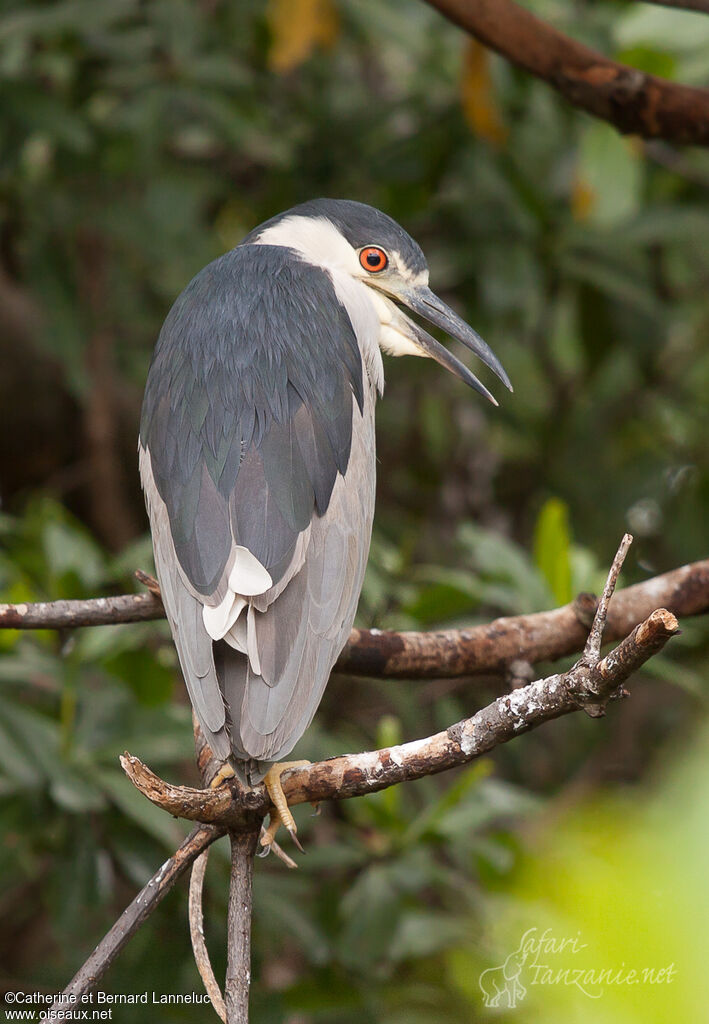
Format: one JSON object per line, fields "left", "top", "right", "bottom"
{"left": 120, "top": 607, "right": 680, "bottom": 827}
{"left": 1, "top": 557, "right": 707, "bottom": 679}
{"left": 426, "top": 0, "right": 709, "bottom": 145}
{"left": 225, "top": 830, "right": 259, "bottom": 1024}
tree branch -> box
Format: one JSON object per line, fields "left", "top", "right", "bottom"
{"left": 120, "top": 606, "right": 680, "bottom": 830}
{"left": 0, "top": 591, "right": 166, "bottom": 629}
{"left": 189, "top": 717, "right": 279, "bottom": 1024}
{"left": 49, "top": 824, "right": 224, "bottom": 1016}
{"left": 1, "top": 557, "right": 707, "bottom": 678}
{"left": 226, "top": 830, "right": 259, "bottom": 1024}
{"left": 425, "top": 0, "right": 709, "bottom": 145}
{"left": 583, "top": 532, "right": 633, "bottom": 664}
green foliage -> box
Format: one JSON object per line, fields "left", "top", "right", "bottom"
{"left": 575, "top": 123, "right": 643, "bottom": 229}
{"left": 533, "top": 498, "right": 572, "bottom": 606}
{"left": 1, "top": 0, "right": 709, "bottom": 1019}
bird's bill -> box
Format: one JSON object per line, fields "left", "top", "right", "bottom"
{"left": 383, "top": 283, "right": 512, "bottom": 403}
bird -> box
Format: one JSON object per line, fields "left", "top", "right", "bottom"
{"left": 139, "top": 199, "right": 511, "bottom": 852}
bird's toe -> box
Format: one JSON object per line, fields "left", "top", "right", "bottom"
{"left": 261, "top": 760, "right": 310, "bottom": 852}
{"left": 209, "top": 762, "right": 236, "bottom": 789}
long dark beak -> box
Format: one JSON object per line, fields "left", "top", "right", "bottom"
{"left": 383, "top": 283, "right": 512, "bottom": 404}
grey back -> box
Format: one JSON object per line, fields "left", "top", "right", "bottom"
{"left": 140, "top": 243, "right": 364, "bottom": 595}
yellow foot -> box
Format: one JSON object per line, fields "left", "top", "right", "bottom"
{"left": 209, "top": 763, "right": 236, "bottom": 789}
{"left": 260, "top": 760, "right": 310, "bottom": 853}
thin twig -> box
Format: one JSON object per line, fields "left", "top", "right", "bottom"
{"left": 189, "top": 715, "right": 232, "bottom": 1021}
{"left": 50, "top": 824, "right": 224, "bottom": 1015}
{"left": 187, "top": 725, "right": 292, "bottom": 1024}
{"left": 1, "top": 557, "right": 707, "bottom": 678}
{"left": 188, "top": 717, "right": 292, "bottom": 1024}
{"left": 189, "top": 851, "right": 227, "bottom": 1023}
{"left": 226, "top": 829, "right": 259, "bottom": 1024}
{"left": 584, "top": 533, "right": 633, "bottom": 663}
{"left": 135, "top": 568, "right": 162, "bottom": 596}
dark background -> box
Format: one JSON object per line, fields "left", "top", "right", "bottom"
{"left": 1, "top": 1, "right": 709, "bottom": 1021}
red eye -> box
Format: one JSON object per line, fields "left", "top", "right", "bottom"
{"left": 359, "top": 246, "right": 388, "bottom": 273}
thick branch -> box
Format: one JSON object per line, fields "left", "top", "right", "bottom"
{"left": 340, "top": 556, "right": 705, "bottom": 678}
{"left": 121, "top": 606, "right": 679, "bottom": 828}
{"left": 426, "top": 0, "right": 709, "bottom": 145}
{"left": 1, "top": 558, "right": 707, "bottom": 678}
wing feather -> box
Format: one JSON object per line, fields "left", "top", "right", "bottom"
{"left": 141, "top": 450, "right": 229, "bottom": 755}
{"left": 234, "top": 399, "right": 375, "bottom": 769}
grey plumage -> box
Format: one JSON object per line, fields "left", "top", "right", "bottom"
{"left": 244, "top": 198, "right": 427, "bottom": 277}
{"left": 139, "top": 231, "right": 374, "bottom": 782}
{"left": 140, "top": 244, "right": 364, "bottom": 596}
{"left": 139, "top": 387, "right": 374, "bottom": 778}
{"left": 214, "top": 397, "right": 374, "bottom": 780}
{"left": 139, "top": 198, "right": 509, "bottom": 788}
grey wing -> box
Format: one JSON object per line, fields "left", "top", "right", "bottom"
{"left": 140, "top": 445, "right": 231, "bottom": 761}
{"left": 217, "top": 396, "right": 376, "bottom": 782}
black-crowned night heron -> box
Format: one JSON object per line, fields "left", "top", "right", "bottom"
{"left": 139, "top": 199, "right": 511, "bottom": 852}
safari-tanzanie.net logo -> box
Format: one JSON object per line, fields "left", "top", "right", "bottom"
{"left": 478, "top": 927, "right": 676, "bottom": 1009}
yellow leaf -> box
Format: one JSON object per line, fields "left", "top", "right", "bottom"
{"left": 214, "top": 199, "right": 250, "bottom": 252}
{"left": 267, "top": 0, "right": 339, "bottom": 74}
{"left": 571, "top": 175, "right": 596, "bottom": 222}
{"left": 461, "top": 40, "right": 507, "bottom": 147}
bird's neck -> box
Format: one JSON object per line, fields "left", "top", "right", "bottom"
{"left": 249, "top": 215, "right": 386, "bottom": 396}
{"left": 327, "top": 270, "right": 385, "bottom": 398}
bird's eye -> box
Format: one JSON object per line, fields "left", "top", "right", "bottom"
{"left": 359, "top": 246, "right": 388, "bottom": 273}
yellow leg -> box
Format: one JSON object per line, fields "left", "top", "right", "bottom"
{"left": 260, "top": 810, "right": 283, "bottom": 848}
{"left": 209, "top": 763, "right": 236, "bottom": 789}
{"left": 260, "top": 760, "right": 310, "bottom": 852}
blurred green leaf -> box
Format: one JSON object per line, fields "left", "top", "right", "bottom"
{"left": 95, "top": 768, "right": 186, "bottom": 848}
{"left": 574, "top": 121, "right": 643, "bottom": 228}
{"left": 390, "top": 910, "right": 468, "bottom": 961}
{"left": 533, "top": 497, "right": 573, "bottom": 606}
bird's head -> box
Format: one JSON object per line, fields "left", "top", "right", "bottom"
{"left": 245, "top": 198, "right": 511, "bottom": 404}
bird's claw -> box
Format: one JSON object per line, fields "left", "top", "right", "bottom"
{"left": 258, "top": 827, "right": 298, "bottom": 868}
{"left": 288, "top": 829, "right": 305, "bottom": 854}
{"left": 260, "top": 760, "right": 310, "bottom": 856}
{"left": 209, "top": 763, "right": 236, "bottom": 789}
